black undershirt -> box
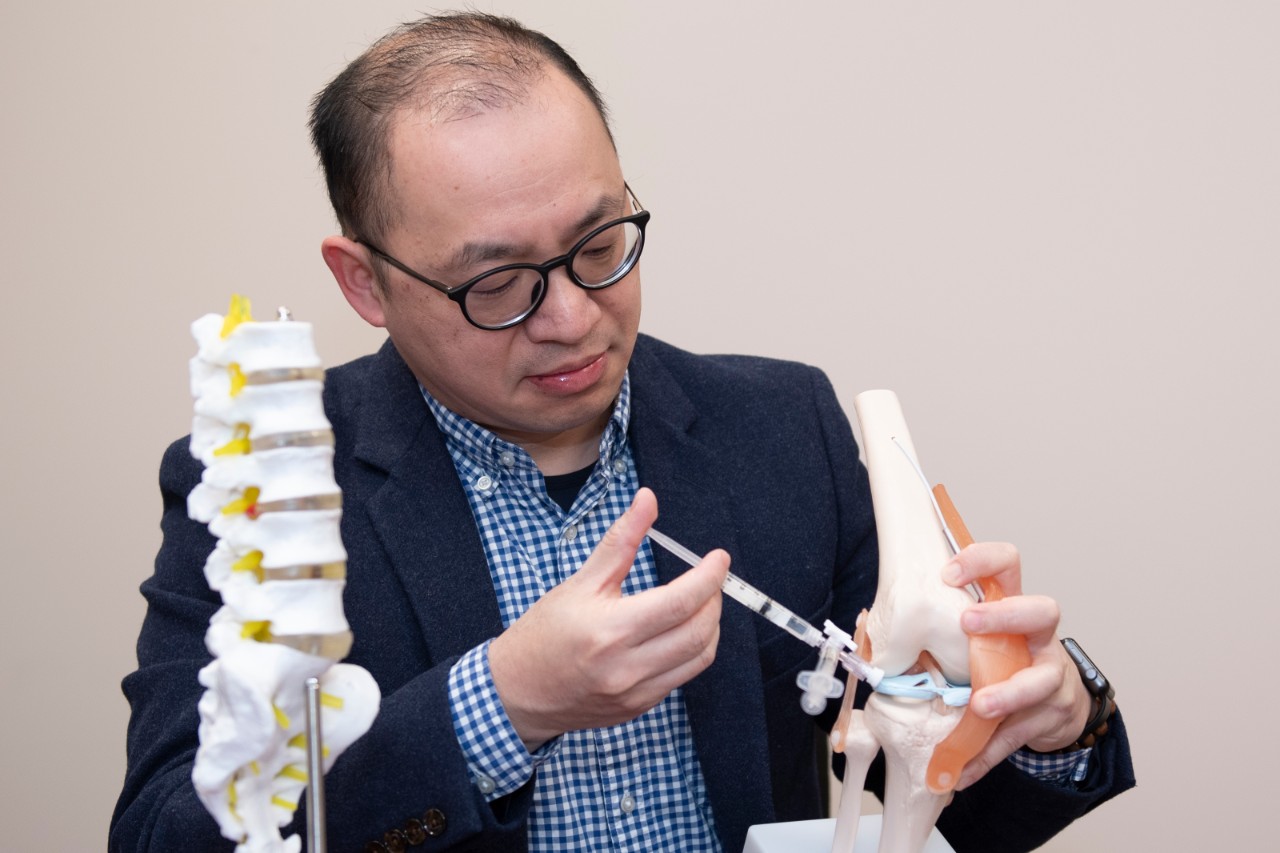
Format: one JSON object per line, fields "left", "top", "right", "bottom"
{"left": 542, "top": 463, "right": 595, "bottom": 513}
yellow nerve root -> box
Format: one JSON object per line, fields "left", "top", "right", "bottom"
{"left": 288, "top": 733, "right": 329, "bottom": 757}
{"left": 271, "top": 796, "right": 298, "bottom": 811}
{"left": 277, "top": 765, "right": 308, "bottom": 783}
{"left": 227, "top": 363, "right": 246, "bottom": 397}
{"left": 221, "top": 487, "right": 261, "bottom": 518}
{"left": 214, "top": 423, "right": 252, "bottom": 457}
{"left": 221, "top": 294, "right": 253, "bottom": 338}
{"left": 231, "top": 550, "right": 265, "bottom": 583}
{"left": 241, "top": 620, "right": 273, "bottom": 642}
{"left": 320, "top": 692, "right": 345, "bottom": 710}
{"left": 272, "top": 703, "right": 291, "bottom": 730}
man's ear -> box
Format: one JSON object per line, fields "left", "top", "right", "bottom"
{"left": 321, "top": 235, "right": 387, "bottom": 328}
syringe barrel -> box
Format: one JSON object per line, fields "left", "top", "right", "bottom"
{"left": 722, "top": 574, "right": 823, "bottom": 646}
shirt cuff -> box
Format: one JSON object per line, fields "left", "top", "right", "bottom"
{"left": 1007, "top": 746, "right": 1092, "bottom": 785}
{"left": 448, "top": 640, "right": 560, "bottom": 800}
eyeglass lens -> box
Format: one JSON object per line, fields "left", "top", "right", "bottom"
{"left": 465, "top": 219, "right": 642, "bottom": 328}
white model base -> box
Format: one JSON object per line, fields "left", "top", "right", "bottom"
{"left": 743, "top": 817, "right": 955, "bottom": 853}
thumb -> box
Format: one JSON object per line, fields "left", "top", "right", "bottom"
{"left": 576, "top": 487, "right": 658, "bottom": 595}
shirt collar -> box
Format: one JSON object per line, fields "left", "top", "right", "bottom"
{"left": 420, "top": 372, "right": 632, "bottom": 473}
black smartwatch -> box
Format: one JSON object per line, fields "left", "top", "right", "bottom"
{"left": 1047, "top": 637, "right": 1116, "bottom": 752}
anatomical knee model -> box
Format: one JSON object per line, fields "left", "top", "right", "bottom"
{"left": 826, "top": 390, "right": 1030, "bottom": 853}
{"left": 645, "top": 389, "right": 1030, "bottom": 852}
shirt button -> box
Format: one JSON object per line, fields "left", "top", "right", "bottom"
{"left": 500, "top": 451, "right": 516, "bottom": 468}
{"left": 563, "top": 524, "right": 579, "bottom": 542}
{"left": 619, "top": 794, "right": 636, "bottom": 814}
{"left": 475, "top": 773, "right": 496, "bottom": 794}
{"left": 612, "top": 459, "right": 626, "bottom": 474}
{"left": 475, "top": 475, "right": 493, "bottom": 492}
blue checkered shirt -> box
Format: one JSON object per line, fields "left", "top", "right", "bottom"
{"left": 1010, "top": 746, "right": 1091, "bottom": 784}
{"left": 430, "top": 375, "right": 723, "bottom": 852}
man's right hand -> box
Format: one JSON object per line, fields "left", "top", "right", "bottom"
{"left": 488, "top": 487, "right": 729, "bottom": 750}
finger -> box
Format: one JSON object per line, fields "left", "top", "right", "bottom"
{"left": 959, "top": 594, "right": 1061, "bottom": 640}
{"left": 626, "top": 612, "right": 723, "bottom": 704}
{"left": 954, "top": 721, "right": 1025, "bottom": 790}
{"left": 967, "top": 660, "right": 1061, "bottom": 720}
{"left": 626, "top": 582, "right": 723, "bottom": 675}
{"left": 955, "top": 680, "right": 1071, "bottom": 789}
{"left": 563, "top": 621, "right": 723, "bottom": 732}
{"left": 979, "top": 642, "right": 1094, "bottom": 749}
{"left": 576, "top": 487, "right": 659, "bottom": 594}
{"left": 619, "top": 547, "right": 730, "bottom": 642}
{"left": 556, "top": 596, "right": 723, "bottom": 729}
{"left": 956, "top": 682, "right": 1091, "bottom": 790}
{"left": 942, "top": 542, "right": 1022, "bottom": 596}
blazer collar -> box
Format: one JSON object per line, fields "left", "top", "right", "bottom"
{"left": 349, "top": 340, "right": 505, "bottom": 659}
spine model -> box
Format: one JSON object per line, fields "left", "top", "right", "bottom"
{"left": 186, "top": 295, "right": 379, "bottom": 853}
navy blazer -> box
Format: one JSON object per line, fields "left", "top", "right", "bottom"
{"left": 111, "top": 334, "right": 1133, "bottom": 852}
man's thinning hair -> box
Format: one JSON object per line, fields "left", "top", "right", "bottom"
{"left": 310, "top": 12, "right": 612, "bottom": 246}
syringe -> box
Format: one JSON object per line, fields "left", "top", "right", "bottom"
{"left": 647, "top": 527, "right": 886, "bottom": 713}
{"left": 647, "top": 528, "right": 825, "bottom": 648}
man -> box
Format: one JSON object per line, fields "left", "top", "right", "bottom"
{"left": 111, "top": 12, "right": 1133, "bottom": 853}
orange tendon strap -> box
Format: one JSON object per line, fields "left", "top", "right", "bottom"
{"left": 830, "top": 609, "right": 871, "bottom": 753}
{"left": 934, "top": 485, "right": 999, "bottom": 601}
{"left": 934, "top": 485, "right": 975, "bottom": 549}
{"left": 924, "top": 484, "right": 1032, "bottom": 794}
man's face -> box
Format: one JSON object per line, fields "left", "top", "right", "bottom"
{"left": 370, "top": 70, "right": 641, "bottom": 452}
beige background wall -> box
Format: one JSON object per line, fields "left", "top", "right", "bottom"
{"left": 3, "top": 1, "right": 1275, "bottom": 849}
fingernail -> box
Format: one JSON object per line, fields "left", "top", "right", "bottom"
{"left": 961, "top": 610, "right": 983, "bottom": 633}
{"left": 943, "top": 561, "right": 964, "bottom": 585}
{"left": 973, "top": 694, "right": 998, "bottom": 717}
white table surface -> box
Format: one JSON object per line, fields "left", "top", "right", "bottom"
{"left": 743, "top": 816, "right": 955, "bottom": 853}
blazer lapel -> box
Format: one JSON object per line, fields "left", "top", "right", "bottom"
{"left": 628, "top": 338, "right": 777, "bottom": 843}
{"left": 349, "top": 341, "right": 504, "bottom": 660}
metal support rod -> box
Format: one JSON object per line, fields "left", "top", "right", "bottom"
{"left": 305, "top": 677, "right": 327, "bottom": 853}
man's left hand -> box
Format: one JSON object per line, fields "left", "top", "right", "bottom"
{"left": 942, "top": 542, "right": 1094, "bottom": 789}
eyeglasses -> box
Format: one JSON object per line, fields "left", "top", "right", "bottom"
{"left": 359, "top": 185, "right": 649, "bottom": 331}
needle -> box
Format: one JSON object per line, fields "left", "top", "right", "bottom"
{"left": 647, "top": 528, "right": 825, "bottom": 647}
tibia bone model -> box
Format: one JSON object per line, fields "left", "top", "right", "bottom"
{"left": 188, "top": 296, "right": 380, "bottom": 853}
{"left": 828, "top": 390, "right": 1028, "bottom": 853}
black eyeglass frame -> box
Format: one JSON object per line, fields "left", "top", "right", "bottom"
{"left": 358, "top": 185, "right": 649, "bottom": 331}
